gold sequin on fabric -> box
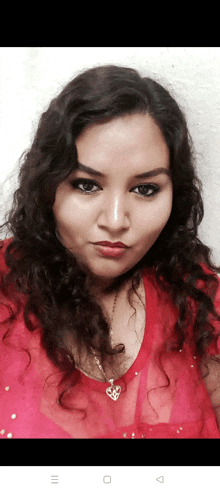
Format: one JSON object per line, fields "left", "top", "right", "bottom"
{"left": 0, "top": 385, "right": 17, "bottom": 438}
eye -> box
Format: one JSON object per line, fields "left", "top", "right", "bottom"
{"left": 70, "top": 179, "right": 100, "bottom": 194}
{"left": 70, "top": 179, "right": 160, "bottom": 197}
{"left": 132, "top": 184, "right": 160, "bottom": 197}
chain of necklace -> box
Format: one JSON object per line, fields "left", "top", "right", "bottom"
{"left": 90, "top": 289, "right": 122, "bottom": 401}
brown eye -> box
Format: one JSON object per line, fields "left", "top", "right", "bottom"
{"left": 133, "top": 184, "right": 160, "bottom": 197}
{"left": 70, "top": 179, "right": 100, "bottom": 194}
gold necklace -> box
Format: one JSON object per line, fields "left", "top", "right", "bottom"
{"left": 90, "top": 289, "right": 122, "bottom": 401}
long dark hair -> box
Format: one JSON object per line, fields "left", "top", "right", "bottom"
{"left": 1, "top": 65, "right": 220, "bottom": 414}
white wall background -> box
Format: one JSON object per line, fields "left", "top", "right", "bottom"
{"left": 0, "top": 47, "right": 220, "bottom": 264}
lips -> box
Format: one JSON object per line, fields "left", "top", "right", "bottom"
{"left": 95, "top": 241, "right": 128, "bottom": 248}
{"left": 95, "top": 244, "right": 127, "bottom": 258}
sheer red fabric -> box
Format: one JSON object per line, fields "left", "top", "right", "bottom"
{"left": 1, "top": 237, "right": 220, "bottom": 438}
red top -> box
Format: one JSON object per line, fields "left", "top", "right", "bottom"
{"left": 1, "top": 237, "right": 220, "bottom": 439}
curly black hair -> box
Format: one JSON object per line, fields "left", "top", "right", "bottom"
{"left": 1, "top": 65, "right": 220, "bottom": 416}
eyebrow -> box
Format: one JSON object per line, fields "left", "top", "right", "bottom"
{"left": 76, "top": 162, "right": 171, "bottom": 179}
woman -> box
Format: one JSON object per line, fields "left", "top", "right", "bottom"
{"left": 1, "top": 65, "right": 220, "bottom": 439}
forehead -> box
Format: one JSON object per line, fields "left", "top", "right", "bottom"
{"left": 75, "top": 113, "right": 169, "bottom": 169}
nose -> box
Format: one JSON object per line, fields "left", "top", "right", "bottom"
{"left": 97, "top": 194, "right": 130, "bottom": 232}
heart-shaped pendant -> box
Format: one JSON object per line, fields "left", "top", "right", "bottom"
{"left": 106, "top": 379, "right": 121, "bottom": 401}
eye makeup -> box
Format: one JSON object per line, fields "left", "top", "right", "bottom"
{"left": 70, "top": 178, "right": 160, "bottom": 198}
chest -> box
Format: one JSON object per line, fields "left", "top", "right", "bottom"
{"left": 110, "top": 297, "right": 146, "bottom": 370}
{"left": 77, "top": 280, "right": 146, "bottom": 381}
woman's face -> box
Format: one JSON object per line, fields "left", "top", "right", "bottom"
{"left": 53, "top": 113, "right": 173, "bottom": 291}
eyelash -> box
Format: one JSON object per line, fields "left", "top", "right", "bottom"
{"left": 70, "top": 178, "right": 160, "bottom": 198}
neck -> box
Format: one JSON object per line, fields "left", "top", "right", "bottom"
{"left": 86, "top": 275, "right": 132, "bottom": 303}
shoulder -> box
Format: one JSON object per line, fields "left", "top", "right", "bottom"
{"left": 142, "top": 262, "right": 220, "bottom": 310}
{"left": 198, "top": 261, "right": 220, "bottom": 297}
{"left": 199, "top": 261, "right": 220, "bottom": 277}
{"left": 0, "top": 237, "right": 14, "bottom": 273}
{"left": 0, "top": 237, "right": 14, "bottom": 253}
{"left": 198, "top": 262, "right": 220, "bottom": 354}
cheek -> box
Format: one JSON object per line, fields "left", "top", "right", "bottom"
{"left": 157, "top": 188, "right": 173, "bottom": 223}
{"left": 157, "top": 199, "right": 172, "bottom": 228}
{"left": 141, "top": 194, "right": 172, "bottom": 239}
{"left": 53, "top": 195, "right": 76, "bottom": 234}
{"left": 53, "top": 194, "right": 92, "bottom": 248}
